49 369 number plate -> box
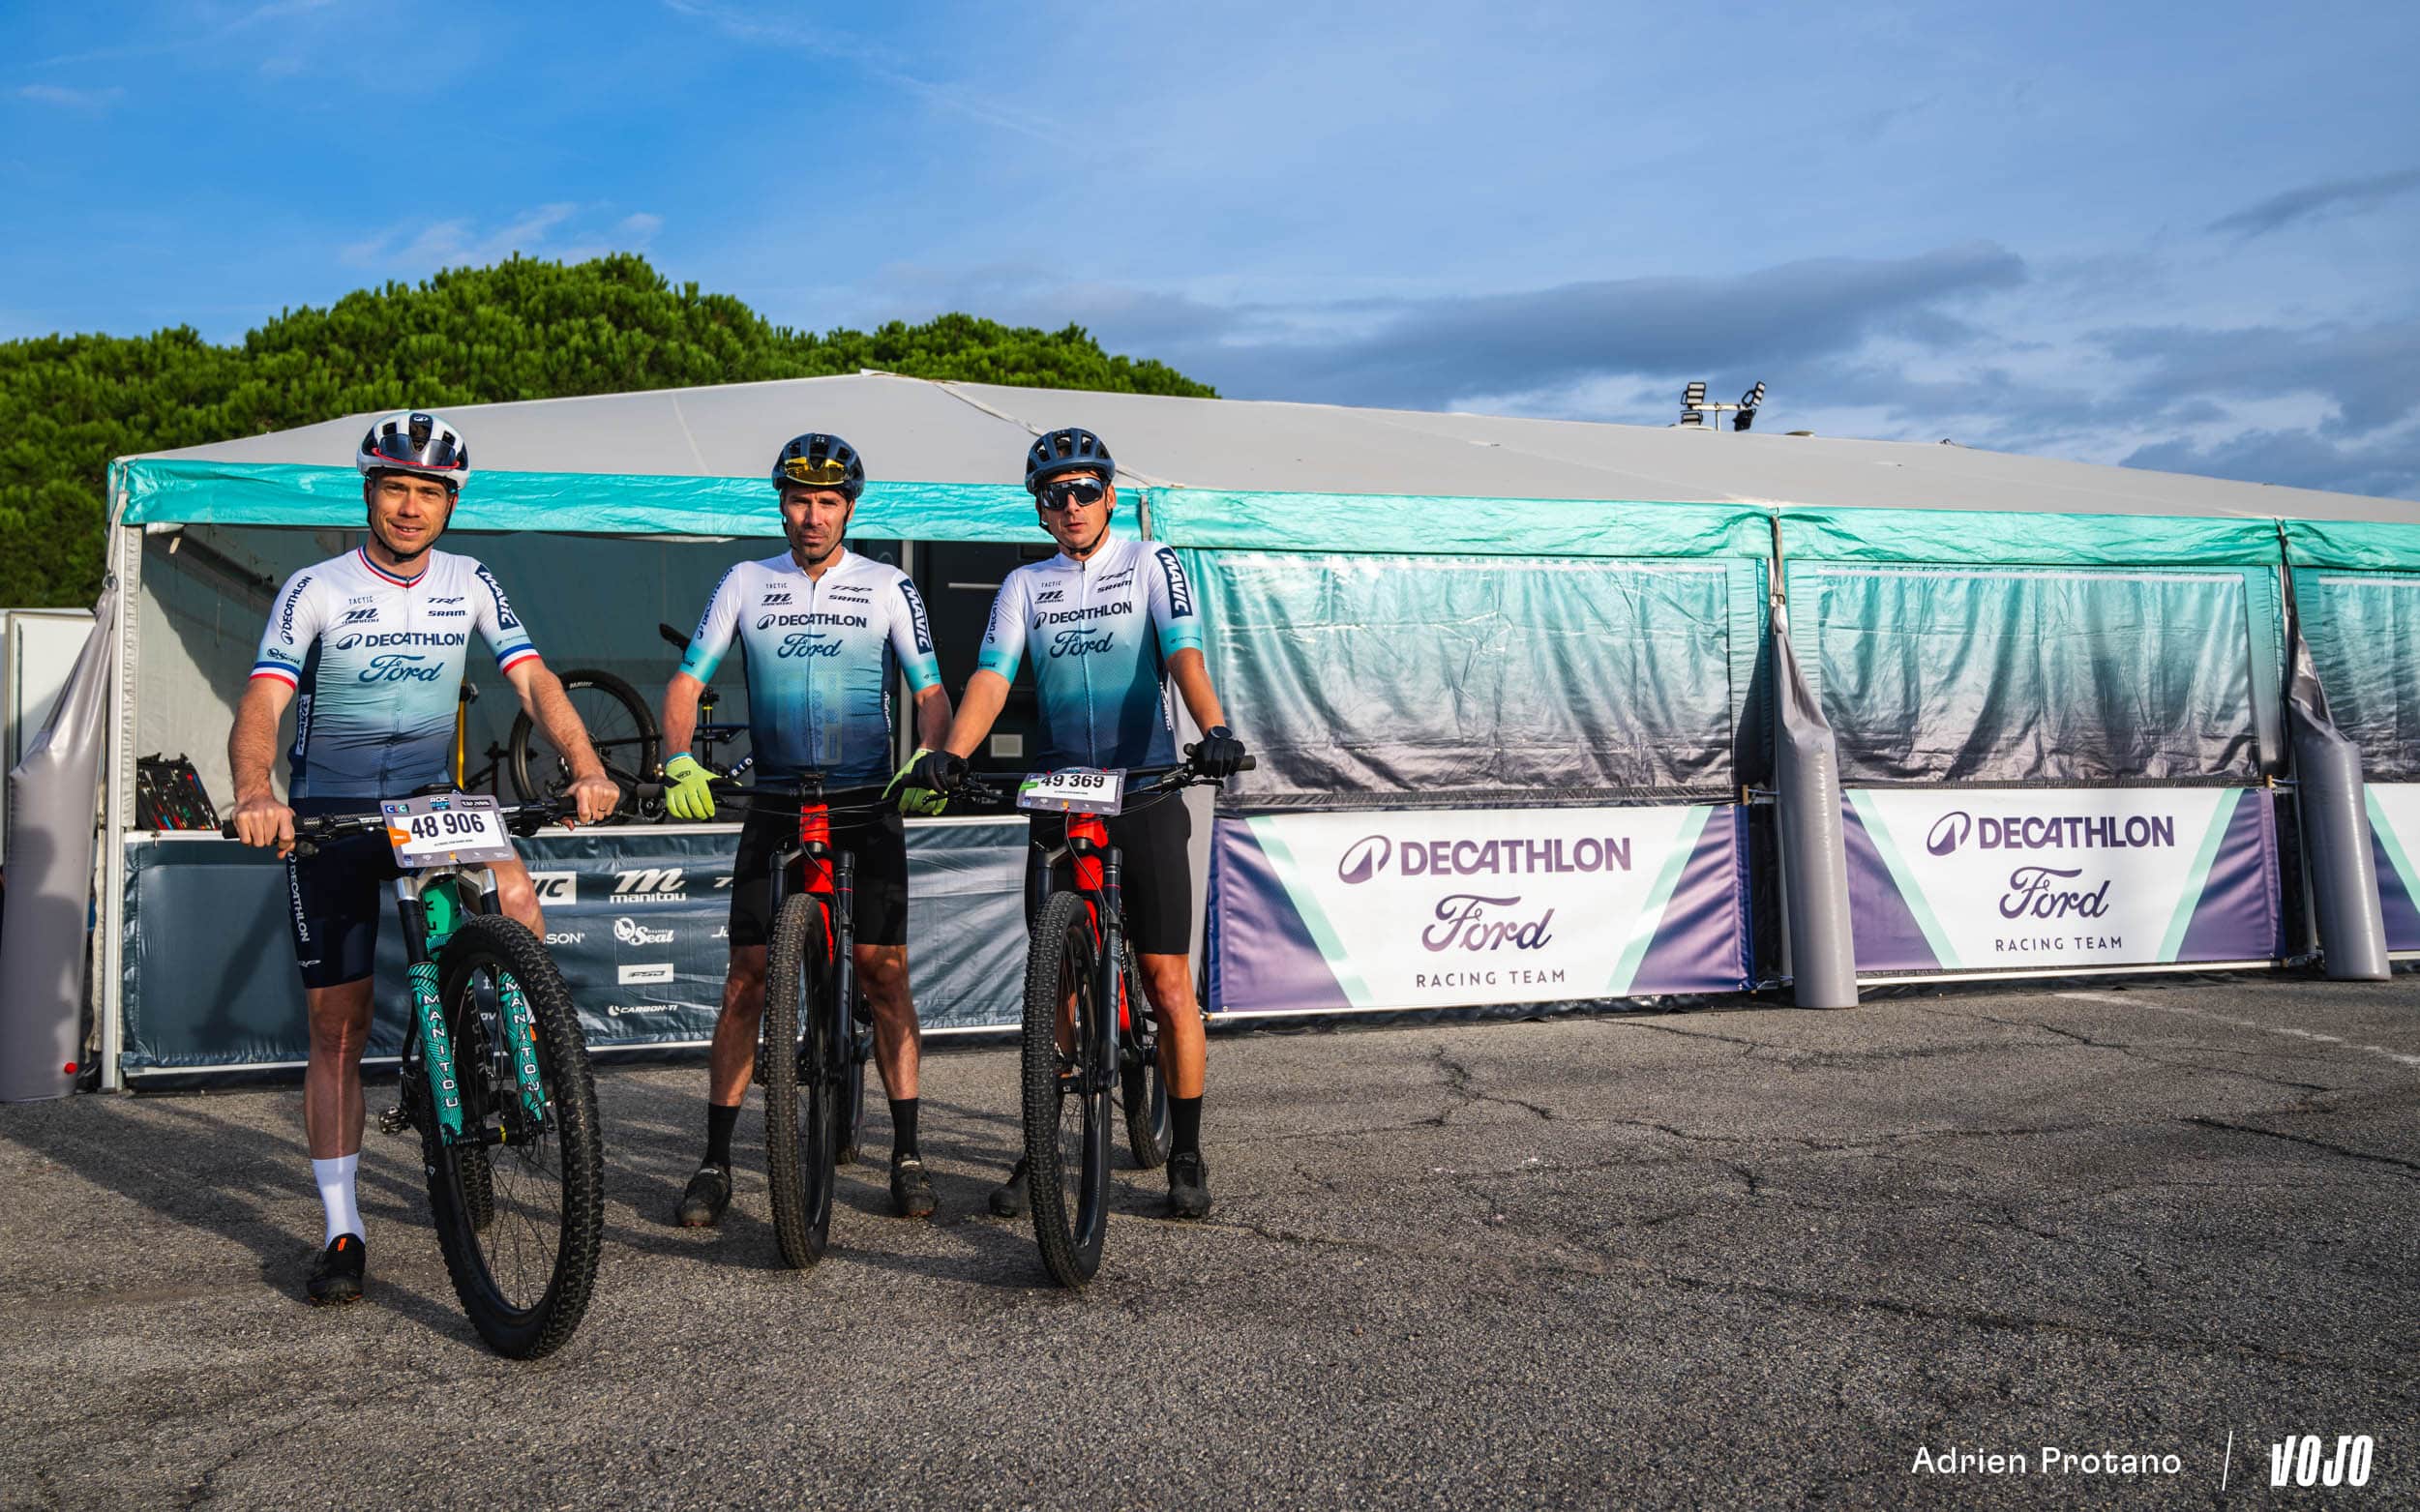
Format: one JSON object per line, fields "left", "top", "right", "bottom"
{"left": 1016, "top": 767, "right": 1124, "bottom": 816}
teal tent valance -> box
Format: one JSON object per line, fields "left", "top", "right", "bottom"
{"left": 112, "top": 460, "right": 1045, "bottom": 542}
{"left": 1147, "top": 488, "right": 1773, "bottom": 558}
{"left": 1778, "top": 505, "right": 2286, "bottom": 568}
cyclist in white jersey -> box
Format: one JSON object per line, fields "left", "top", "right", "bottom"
{"left": 655, "top": 433, "right": 955, "bottom": 1224}
{"left": 226, "top": 411, "right": 618, "bottom": 1306}
{"left": 909, "top": 428, "right": 1247, "bottom": 1219}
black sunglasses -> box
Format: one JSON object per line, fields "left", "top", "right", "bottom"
{"left": 1039, "top": 477, "right": 1109, "bottom": 511}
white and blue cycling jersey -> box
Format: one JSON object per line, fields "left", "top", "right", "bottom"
{"left": 976, "top": 532, "right": 1205, "bottom": 770}
{"left": 252, "top": 547, "right": 541, "bottom": 800}
{"left": 679, "top": 548, "right": 941, "bottom": 784}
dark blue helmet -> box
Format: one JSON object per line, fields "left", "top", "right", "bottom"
{"left": 1025, "top": 428, "right": 1114, "bottom": 496}
{"left": 771, "top": 432, "right": 865, "bottom": 501}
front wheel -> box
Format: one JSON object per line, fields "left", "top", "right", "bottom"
{"left": 764, "top": 894, "right": 838, "bottom": 1269}
{"left": 1024, "top": 891, "right": 1112, "bottom": 1288}
{"left": 427, "top": 915, "right": 604, "bottom": 1359}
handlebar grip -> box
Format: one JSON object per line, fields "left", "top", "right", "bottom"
{"left": 219, "top": 820, "right": 239, "bottom": 839}
{"left": 1240, "top": 755, "right": 1257, "bottom": 772}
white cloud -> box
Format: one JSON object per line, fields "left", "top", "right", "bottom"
{"left": 340, "top": 204, "right": 665, "bottom": 274}
{"left": 15, "top": 84, "right": 123, "bottom": 109}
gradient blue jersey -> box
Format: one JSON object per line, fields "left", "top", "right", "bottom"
{"left": 680, "top": 549, "right": 941, "bottom": 783}
{"left": 253, "top": 547, "right": 541, "bottom": 800}
{"left": 976, "top": 533, "right": 1206, "bottom": 770}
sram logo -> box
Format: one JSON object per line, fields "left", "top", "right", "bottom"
{"left": 612, "top": 867, "right": 685, "bottom": 899}
{"left": 529, "top": 871, "right": 578, "bottom": 904}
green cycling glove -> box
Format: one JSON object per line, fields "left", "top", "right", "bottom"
{"left": 663, "top": 754, "right": 717, "bottom": 821}
{"left": 886, "top": 748, "right": 950, "bottom": 816}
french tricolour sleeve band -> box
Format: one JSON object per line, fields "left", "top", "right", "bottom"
{"left": 250, "top": 661, "right": 299, "bottom": 686}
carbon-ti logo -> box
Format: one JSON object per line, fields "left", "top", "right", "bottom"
{"left": 1927, "top": 811, "right": 1973, "bottom": 856}
{"left": 1338, "top": 834, "right": 1391, "bottom": 885}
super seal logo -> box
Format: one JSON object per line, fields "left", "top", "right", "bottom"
{"left": 613, "top": 916, "right": 675, "bottom": 946}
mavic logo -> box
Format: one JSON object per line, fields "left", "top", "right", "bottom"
{"left": 339, "top": 607, "right": 380, "bottom": 626}
{"left": 612, "top": 867, "right": 686, "bottom": 899}
{"left": 529, "top": 871, "right": 578, "bottom": 904}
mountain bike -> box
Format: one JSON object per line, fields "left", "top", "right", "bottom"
{"left": 961, "top": 752, "right": 1250, "bottom": 1288}
{"left": 505, "top": 669, "right": 656, "bottom": 819}
{"left": 226, "top": 793, "right": 605, "bottom": 1357}
{"left": 638, "top": 772, "right": 874, "bottom": 1269}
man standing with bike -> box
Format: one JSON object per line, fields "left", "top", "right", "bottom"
{"left": 908, "top": 428, "right": 1247, "bottom": 1219}
{"left": 227, "top": 411, "right": 620, "bottom": 1306}
{"left": 659, "top": 433, "right": 955, "bottom": 1225}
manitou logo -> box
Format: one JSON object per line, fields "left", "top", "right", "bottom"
{"left": 2270, "top": 1435, "right": 2374, "bottom": 1489}
{"left": 612, "top": 867, "right": 685, "bottom": 899}
{"left": 529, "top": 871, "right": 577, "bottom": 904}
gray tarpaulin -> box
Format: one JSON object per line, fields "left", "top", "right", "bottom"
{"left": 1785, "top": 564, "right": 2282, "bottom": 786}
{"left": 0, "top": 584, "right": 115, "bottom": 1101}
{"left": 1190, "top": 550, "right": 1765, "bottom": 808}
{"left": 2290, "top": 570, "right": 2420, "bottom": 780}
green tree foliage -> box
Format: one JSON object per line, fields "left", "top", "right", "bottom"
{"left": 0, "top": 253, "right": 1215, "bottom": 607}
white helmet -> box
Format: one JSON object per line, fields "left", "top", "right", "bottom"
{"left": 355, "top": 410, "right": 469, "bottom": 489}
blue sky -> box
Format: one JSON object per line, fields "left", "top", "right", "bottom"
{"left": 8, "top": 0, "right": 2419, "bottom": 498}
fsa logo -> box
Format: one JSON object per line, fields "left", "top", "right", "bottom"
{"left": 529, "top": 871, "right": 578, "bottom": 904}
{"left": 612, "top": 867, "right": 686, "bottom": 899}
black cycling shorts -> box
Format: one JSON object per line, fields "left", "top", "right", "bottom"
{"left": 284, "top": 796, "right": 406, "bottom": 990}
{"left": 1025, "top": 792, "right": 1195, "bottom": 958}
{"left": 729, "top": 802, "right": 909, "bottom": 949}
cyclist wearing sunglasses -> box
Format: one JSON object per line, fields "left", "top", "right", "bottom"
{"left": 226, "top": 410, "right": 620, "bottom": 1305}
{"left": 660, "top": 432, "right": 956, "bottom": 1224}
{"left": 908, "top": 428, "right": 1247, "bottom": 1218}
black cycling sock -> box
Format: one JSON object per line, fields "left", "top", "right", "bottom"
{"left": 705, "top": 1102, "right": 739, "bottom": 1169}
{"left": 889, "top": 1098, "right": 920, "bottom": 1158}
{"left": 1171, "top": 1096, "right": 1203, "bottom": 1158}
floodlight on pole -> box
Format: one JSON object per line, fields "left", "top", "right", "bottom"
{"left": 1734, "top": 381, "right": 1765, "bottom": 432}
{"left": 1680, "top": 381, "right": 1707, "bottom": 428}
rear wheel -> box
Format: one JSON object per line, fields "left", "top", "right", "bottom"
{"left": 426, "top": 915, "right": 603, "bottom": 1359}
{"left": 1121, "top": 994, "right": 1171, "bottom": 1171}
{"left": 764, "top": 894, "right": 838, "bottom": 1268}
{"left": 1024, "top": 891, "right": 1110, "bottom": 1288}
{"left": 508, "top": 669, "right": 655, "bottom": 819}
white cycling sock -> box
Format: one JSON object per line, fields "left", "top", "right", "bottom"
{"left": 313, "top": 1153, "right": 363, "bottom": 1246}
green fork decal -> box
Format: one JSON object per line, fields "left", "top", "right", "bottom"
{"left": 410, "top": 960, "right": 466, "bottom": 1141}
{"left": 498, "top": 976, "right": 549, "bottom": 1123}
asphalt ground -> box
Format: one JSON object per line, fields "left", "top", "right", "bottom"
{"left": 2, "top": 975, "right": 2416, "bottom": 1510}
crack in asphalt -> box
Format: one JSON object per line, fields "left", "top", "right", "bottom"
{"left": 1425, "top": 1045, "right": 1556, "bottom": 1124}
{"left": 2183, "top": 1117, "right": 2420, "bottom": 1177}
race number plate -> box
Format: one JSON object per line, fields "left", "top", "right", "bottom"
{"left": 380, "top": 793, "right": 517, "bottom": 870}
{"left": 1016, "top": 767, "right": 1125, "bottom": 816}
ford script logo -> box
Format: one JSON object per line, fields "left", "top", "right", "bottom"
{"left": 1338, "top": 835, "right": 1390, "bottom": 885}
{"left": 1927, "top": 811, "right": 1972, "bottom": 856}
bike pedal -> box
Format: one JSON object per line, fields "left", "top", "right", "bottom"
{"left": 378, "top": 1106, "right": 412, "bottom": 1136}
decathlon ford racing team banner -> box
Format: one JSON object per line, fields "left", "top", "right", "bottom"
{"left": 1208, "top": 805, "right": 1748, "bottom": 1015}
{"left": 1841, "top": 786, "right": 2280, "bottom": 974}
{"left": 2365, "top": 785, "right": 2420, "bottom": 952}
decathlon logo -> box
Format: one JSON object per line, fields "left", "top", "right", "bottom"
{"left": 612, "top": 867, "right": 685, "bottom": 899}
{"left": 613, "top": 916, "right": 674, "bottom": 946}
{"left": 2270, "top": 1434, "right": 2374, "bottom": 1489}
{"left": 530, "top": 871, "right": 577, "bottom": 904}
{"left": 1339, "top": 835, "right": 1391, "bottom": 885}
{"left": 1925, "top": 809, "right": 2178, "bottom": 857}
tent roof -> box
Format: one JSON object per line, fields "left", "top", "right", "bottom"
{"left": 130, "top": 371, "right": 2417, "bottom": 524}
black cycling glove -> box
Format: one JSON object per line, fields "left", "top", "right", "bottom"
{"left": 1189, "top": 726, "right": 1248, "bottom": 779}
{"left": 911, "top": 748, "right": 969, "bottom": 792}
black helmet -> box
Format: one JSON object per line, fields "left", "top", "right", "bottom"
{"left": 771, "top": 432, "right": 866, "bottom": 501}
{"left": 1025, "top": 428, "right": 1114, "bottom": 496}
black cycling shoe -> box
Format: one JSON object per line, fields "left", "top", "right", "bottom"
{"left": 675, "top": 1163, "right": 732, "bottom": 1228}
{"left": 987, "top": 1158, "right": 1030, "bottom": 1218}
{"left": 1166, "top": 1152, "right": 1212, "bottom": 1220}
{"left": 307, "top": 1233, "right": 366, "bottom": 1306}
{"left": 889, "top": 1152, "right": 938, "bottom": 1218}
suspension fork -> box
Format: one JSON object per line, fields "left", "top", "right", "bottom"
{"left": 396, "top": 876, "right": 465, "bottom": 1142}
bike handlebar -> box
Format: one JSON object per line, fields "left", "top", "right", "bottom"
{"left": 954, "top": 753, "right": 1254, "bottom": 809}
{"left": 220, "top": 795, "right": 572, "bottom": 852}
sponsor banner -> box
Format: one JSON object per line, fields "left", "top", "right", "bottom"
{"left": 122, "top": 820, "right": 1034, "bottom": 1080}
{"left": 1842, "top": 786, "right": 2280, "bottom": 973}
{"left": 2364, "top": 784, "right": 2420, "bottom": 951}
{"left": 1209, "top": 805, "right": 1748, "bottom": 1015}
